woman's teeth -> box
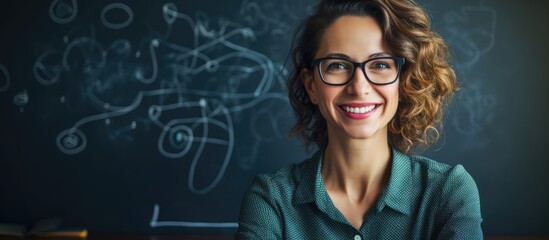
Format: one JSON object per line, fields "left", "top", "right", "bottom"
{"left": 344, "top": 105, "right": 376, "bottom": 114}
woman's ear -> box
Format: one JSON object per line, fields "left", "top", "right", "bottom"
{"left": 301, "top": 69, "right": 317, "bottom": 104}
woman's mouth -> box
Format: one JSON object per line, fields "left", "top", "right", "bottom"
{"left": 339, "top": 104, "right": 380, "bottom": 119}
{"left": 343, "top": 105, "right": 377, "bottom": 114}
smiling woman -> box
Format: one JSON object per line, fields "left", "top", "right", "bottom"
{"left": 236, "top": 0, "right": 482, "bottom": 239}
{"left": 303, "top": 15, "right": 402, "bottom": 147}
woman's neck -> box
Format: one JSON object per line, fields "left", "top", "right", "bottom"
{"left": 321, "top": 133, "right": 392, "bottom": 201}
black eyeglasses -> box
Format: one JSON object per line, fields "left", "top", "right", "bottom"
{"left": 311, "top": 56, "right": 406, "bottom": 86}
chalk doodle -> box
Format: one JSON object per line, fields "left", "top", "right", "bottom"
{"left": 451, "top": 80, "right": 496, "bottom": 149}
{"left": 13, "top": 90, "right": 29, "bottom": 113}
{"left": 101, "top": 3, "right": 134, "bottom": 30}
{"left": 150, "top": 203, "right": 238, "bottom": 228}
{"left": 33, "top": 50, "right": 64, "bottom": 86}
{"left": 238, "top": 0, "right": 315, "bottom": 58}
{"left": 49, "top": 0, "right": 77, "bottom": 24}
{"left": 442, "top": 4, "right": 496, "bottom": 70}
{"left": 239, "top": 0, "right": 311, "bottom": 37}
{"left": 437, "top": 2, "right": 498, "bottom": 149}
{"left": 31, "top": 0, "right": 304, "bottom": 228}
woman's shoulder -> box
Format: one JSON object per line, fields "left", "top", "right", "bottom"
{"left": 404, "top": 153, "right": 483, "bottom": 236}
{"left": 249, "top": 152, "right": 319, "bottom": 196}
{"left": 407, "top": 154, "right": 473, "bottom": 181}
{"left": 404, "top": 153, "right": 480, "bottom": 203}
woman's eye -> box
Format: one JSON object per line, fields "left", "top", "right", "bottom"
{"left": 330, "top": 63, "right": 346, "bottom": 69}
{"left": 371, "top": 61, "right": 392, "bottom": 70}
{"left": 325, "top": 61, "right": 350, "bottom": 72}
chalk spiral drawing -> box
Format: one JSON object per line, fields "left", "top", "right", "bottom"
{"left": 49, "top": 0, "right": 77, "bottom": 24}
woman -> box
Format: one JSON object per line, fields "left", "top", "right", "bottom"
{"left": 236, "top": 0, "right": 483, "bottom": 239}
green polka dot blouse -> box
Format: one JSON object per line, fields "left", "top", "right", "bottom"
{"left": 236, "top": 149, "right": 483, "bottom": 239}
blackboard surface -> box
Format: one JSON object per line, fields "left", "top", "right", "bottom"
{"left": 1, "top": 0, "right": 548, "bottom": 236}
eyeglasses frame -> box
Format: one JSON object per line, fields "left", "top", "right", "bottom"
{"left": 310, "top": 56, "right": 406, "bottom": 86}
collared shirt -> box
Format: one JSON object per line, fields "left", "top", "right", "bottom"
{"left": 236, "top": 149, "right": 483, "bottom": 239}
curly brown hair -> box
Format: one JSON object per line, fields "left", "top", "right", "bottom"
{"left": 288, "top": 0, "right": 457, "bottom": 154}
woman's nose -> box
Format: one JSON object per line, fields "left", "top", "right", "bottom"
{"left": 346, "top": 67, "right": 373, "bottom": 96}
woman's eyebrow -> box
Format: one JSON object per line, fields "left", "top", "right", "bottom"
{"left": 369, "top": 52, "right": 392, "bottom": 58}
{"left": 323, "top": 52, "right": 393, "bottom": 60}
{"left": 324, "top": 53, "right": 351, "bottom": 59}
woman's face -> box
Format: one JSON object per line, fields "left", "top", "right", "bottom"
{"left": 303, "top": 15, "right": 399, "bottom": 142}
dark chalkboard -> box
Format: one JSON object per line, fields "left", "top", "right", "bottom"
{"left": 1, "top": 0, "right": 548, "bottom": 236}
